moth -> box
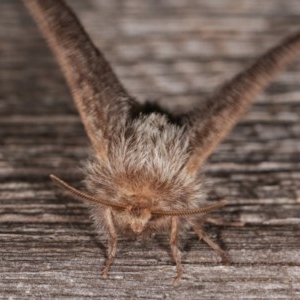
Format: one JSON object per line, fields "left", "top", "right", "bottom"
{"left": 23, "top": 0, "right": 300, "bottom": 284}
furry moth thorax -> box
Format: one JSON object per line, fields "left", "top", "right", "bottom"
{"left": 85, "top": 113, "right": 207, "bottom": 233}
{"left": 52, "top": 113, "right": 226, "bottom": 234}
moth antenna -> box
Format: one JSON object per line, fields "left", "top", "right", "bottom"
{"left": 186, "top": 32, "right": 300, "bottom": 173}
{"left": 50, "top": 174, "right": 127, "bottom": 210}
{"left": 152, "top": 199, "right": 228, "bottom": 217}
{"left": 23, "top": 0, "right": 137, "bottom": 158}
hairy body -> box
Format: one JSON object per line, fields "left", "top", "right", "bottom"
{"left": 86, "top": 114, "right": 204, "bottom": 231}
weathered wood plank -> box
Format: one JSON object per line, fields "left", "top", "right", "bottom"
{"left": 0, "top": 0, "right": 300, "bottom": 299}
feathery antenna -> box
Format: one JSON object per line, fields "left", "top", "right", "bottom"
{"left": 50, "top": 174, "right": 227, "bottom": 216}
{"left": 50, "top": 174, "right": 127, "bottom": 210}
{"left": 152, "top": 199, "right": 228, "bottom": 216}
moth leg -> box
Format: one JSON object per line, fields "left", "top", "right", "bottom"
{"left": 190, "top": 222, "right": 231, "bottom": 265}
{"left": 101, "top": 209, "right": 117, "bottom": 279}
{"left": 170, "top": 217, "right": 183, "bottom": 285}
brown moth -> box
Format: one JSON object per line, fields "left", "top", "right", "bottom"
{"left": 23, "top": 0, "right": 300, "bottom": 284}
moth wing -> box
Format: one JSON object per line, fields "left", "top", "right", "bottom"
{"left": 23, "top": 0, "right": 138, "bottom": 158}
{"left": 185, "top": 32, "right": 300, "bottom": 173}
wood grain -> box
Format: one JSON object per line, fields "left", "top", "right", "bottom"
{"left": 0, "top": 0, "right": 300, "bottom": 298}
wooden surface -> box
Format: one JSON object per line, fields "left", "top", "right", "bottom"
{"left": 1, "top": 0, "right": 300, "bottom": 299}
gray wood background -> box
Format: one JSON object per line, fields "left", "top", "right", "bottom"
{"left": 0, "top": 0, "right": 300, "bottom": 299}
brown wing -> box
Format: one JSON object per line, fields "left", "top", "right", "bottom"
{"left": 23, "top": 0, "right": 136, "bottom": 158}
{"left": 186, "top": 32, "right": 300, "bottom": 173}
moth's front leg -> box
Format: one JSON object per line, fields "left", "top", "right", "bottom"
{"left": 101, "top": 208, "right": 117, "bottom": 279}
{"left": 170, "top": 217, "right": 183, "bottom": 285}
{"left": 190, "top": 221, "right": 231, "bottom": 265}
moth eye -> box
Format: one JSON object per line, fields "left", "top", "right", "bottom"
{"left": 150, "top": 215, "right": 161, "bottom": 221}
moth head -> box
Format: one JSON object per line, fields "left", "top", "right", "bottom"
{"left": 126, "top": 205, "right": 152, "bottom": 234}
